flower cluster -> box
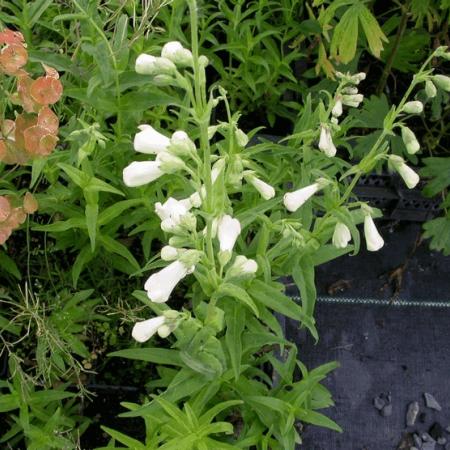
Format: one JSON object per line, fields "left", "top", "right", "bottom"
{"left": 0, "top": 29, "right": 62, "bottom": 164}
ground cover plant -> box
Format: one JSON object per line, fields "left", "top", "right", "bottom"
{"left": 0, "top": 0, "right": 450, "bottom": 448}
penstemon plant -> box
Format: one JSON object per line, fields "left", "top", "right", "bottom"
{"left": 104, "top": 2, "right": 450, "bottom": 447}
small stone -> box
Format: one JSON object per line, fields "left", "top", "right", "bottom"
{"left": 447, "top": 425, "right": 450, "bottom": 433}
{"left": 381, "top": 403, "right": 393, "bottom": 417}
{"left": 422, "top": 432, "right": 435, "bottom": 442}
{"left": 413, "top": 434, "right": 423, "bottom": 447}
{"left": 406, "top": 401, "right": 420, "bottom": 427}
{"left": 430, "top": 423, "right": 445, "bottom": 441}
{"left": 374, "top": 395, "right": 386, "bottom": 410}
{"left": 438, "top": 437, "right": 447, "bottom": 445}
{"left": 410, "top": 448, "right": 418, "bottom": 450}
{"left": 424, "top": 393, "right": 442, "bottom": 411}
{"left": 422, "top": 443, "right": 436, "bottom": 450}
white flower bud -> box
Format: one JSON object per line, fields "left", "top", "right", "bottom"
{"left": 156, "top": 152, "right": 186, "bottom": 173}
{"left": 229, "top": 255, "right": 258, "bottom": 276}
{"left": 318, "top": 125, "right": 337, "bottom": 157}
{"left": 135, "top": 54, "right": 157, "bottom": 75}
{"left": 133, "top": 125, "right": 170, "bottom": 154}
{"left": 144, "top": 260, "right": 193, "bottom": 303}
{"left": 332, "top": 98, "right": 343, "bottom": 117}
{"left": 389, "top": 155, "right": 419, "bottom": 189}
{"left": 154, "top": 56, "right": 177, "bottom": 74}
{"left": 342, "top": 86, "right": 358, "bottom": 95}
{"left": 425, "top": 80, "right": 437, "bottom": 98}
{"left": 217, "top": 215, "right": 241, "bottom": 252}
{"left": 235, "top": 128, "right": 249, "bottom": 147}
{"left": 169, "top": 130, "right": 196, "bottom": 157}
{"left": 244, "top": 172, "right": 275, "bottom": 200}
{"left": 211, "top": 158, "right": 226, "bottom": 183}
{"left": 342, "top": 94, "right": 364, "bottom": 108}
{"left": 157, "top": 324, "right": 172, "bottom": 338}
{"left": 402, "top": 101, "right": 423, "bottom": 114}
{"left": 198, "top": 55, "right": 209, "bottom": 67}
{"left": 332, "top": 222, "right": 351, "bottom": 249}
{"left": 123, "top": 161, "right": 164, "bottom": 187}
{"left": 432, "top": 74, "right": 450, "bottom": 92}
{"left": 188, "top": 192, "right": 202, "bottom": 208}
{"left": 364, "top": 214, "right": 384, "bottom": 252}
{"left": 132, "top": 316, "right": 166, "bottom": 343}
{"left": 401, "top": 127, "right": 420, "bottom": 154}
{"left": 350, "top": 72, "right": 366, "bottom": 84}
{"left": 283, "top": 179, "right": 328, "bottom": 212}
{"left": 161, "top": 245, "right": 179, "bottom": 261}
{"left": 161, "top": 41, "right": 193, "bottom": 67}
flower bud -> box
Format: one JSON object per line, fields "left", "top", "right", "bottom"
{"left": 342, "top": 94, "right": 364, "bottom": 108}
{"left": 332, "top": 222, "right": 351, "bottom": 249}
{"left": 156, "top": 152, "right": 186, "bottom": 173}
{"left": 217, "top": 214, "right": 241, "bottom": 253}
{"left": 226, "top": 255, "right": 258, "bottom": 279}
{"left": 363, "top": 214, "right": 384, "bottom": 252}
{"left": 211, "top": 158, "right": 226, "bottom": 183}
{"left": 388, "top": 155, "right": 420, "bottom": 189}
{"left": 132, "top": 316, "right": 166, "bottom": 342}
{"left": 169, "top": 130, "right": 196, "bottom": 157}
{"left": 244, "top": 172, "right": 275, "bottom": 200}
{"left": 134, "top": 125, "right": 170, "bottom": 154}
{"left": 318, "top": 125, "right": 337, "bottom": 157}
{"left": 178, "top": 249, "right": 203, "bottom": 268}
{"left": 135, "top": 54, "right": 157, "bottom": 75}
{"left": 432, "top": 74, "right": 450, "bottom": 92}
{"left": 161, "top": 41, "right": 193, "bottom": 67}
{"left": 425, "top": 80, "right": 437, "bottom": 98}
{"left": 235, "top": 128, "right": 249, "bottom": 147}
{"left": 152, "top": 74, "right": 174, "bottom": 86}
{"left": 188, "top": 192, "right": 202, "bottom": 208}
{"left": 198, "top": 55, "right": 209, "bottom": 67}
{"left": 332, "top": 98, "right": 343, "bottom": 117}
{"left": 350, "top": 72, "right": 366, "bottom": 84}
{"left": 161, "top": 245, "right": 179, "bottom": 261}
{"left": 402, "top": 101, "right": 423, "bottom": 114}
{"left": 123, "top": 161, "right": 164, "bottom": 187}
{"left": 144, "top": 260, "right": 193, "bottom": 303}
{"left": 342, "top": 86, "right": 358, "bottom": 95}
{"left": 157, "top": 324, "right": 172, "bottom": 338}
{"left": 401, "top": 127, "right": 420, "bottom": 154}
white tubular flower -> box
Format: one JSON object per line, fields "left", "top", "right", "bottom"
{"left": 155, "top": 197, "right": 190, "bottom": 231}
{"left": 401, "top": 126, "right": 420, "bottom": 154}
{"left": 402, "top": 101, "right": 423, "bottom": 114}
{"left": 169, "top": 130, "right": 196, "bottom": 157}
{"left": 342, "top": 86, "right": 358, "bottom": 95}
{"left": 134, "top": 125, "right": 170, "bottom": 154}
{"left": 350, "top": 72, "right": 366, "bottom": 84}
{"left": 161, "top": 41, "right": 193, "bottom": 67}
{"left": 283, "top": 179, "right": 328, "bottom": 212}
{"left": 132, "top": 316, "right": 166, "bottom": 343}
{"left": 217, "top": 215, "right": 241, "bottom": 252}
{"left": 389, "top": 155, "right": 420, "bottom": 189}
{"left": 342, "top": 94, "right": 364, "bottom": 108}
{"left": 364, "top": 214, "right": 384, "bottom": 252}
{"left": 227, "top": 255, "right": 258, "bottom": 278}
{"left": 318, "top": 125, "right": 337, "bottom": 157}
{"left": 244, "top": 172, "right": 275, "bottom": 200}
{"left": 161, "top": 245, "right": 180, "bottom": 261}
{"left": 332, "top": 98, "right": 343, "bottom": 117}
{"left": 123, "top": 161, "right": 164, "bottom": 187}
{"left": 144, "top": 260, "right": 193, "bottom": 303}
{"left": 425, "top": 80, "right": 437, "bottom": 98}
{"left": 332, "top": 222, "right": 351, "bottom": 249}
{"left": 156, "top": 151, "right": 186, "bottom": 173}
{"left": 135, "top": 54, "right": 157, "bottom": 75}
{"left": 235, "top": 128, "right": 249, "bottom": 147}
{"left": 432, "top": 74, "right": 450, "bottom": 92}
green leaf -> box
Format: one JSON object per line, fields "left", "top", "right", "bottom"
{"left": 214, "top": 283, "right": 259, "bottom": 317}
{"left": 98, "top": 235, "right": 140, "bottom": 270}
{"left": 108, "top": 348, "right": 185, "bottom": 366}
{"left": 72, "top": 245, "right": 95, "bottom": 287}
{"left": 297, "top": 409, "right": 342, "bottom": 432}
{"left": 358, "top": 4, "right": 388, "bottom": 58}
{"left": 27, "top": 0, "right": 53, "bottom": 27}
{"left": 57, "top": 163, "right": 89, "bottom": 188}
{"left": 101, "top": 426, "right": 146, "bottom": 449}
{"left": 330, "top": 5, "right": 359, "bottom": 63}
{"left": 224, "top": 303, "right": 245, "bottom": 381}
{"left": 423, "top": 215, "right": 450, "bottom": 256}
{"left": 0, "top": 393, "right": 19, "bottom": 413}
{"left": 97, "top": 199, "right": 142, "bottom": 226}
{"left": 32, "top": 217, "right": 86, "bottom": 232}
{"left": 0, "top": 251, "right": 21, "bottom": 279}
{"left": 292, "top": 256, "right": 317, "bottom": 319}
{"left": 85, "top": 203, "right": 98, "bottom": 251}
{"left": 248, "top": 279, "right": 317, "bottom": 339}
{"left": 420, "top": 157, "right": 450, "bottom": 197}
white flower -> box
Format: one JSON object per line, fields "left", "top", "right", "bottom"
{"left": 155, "top": 197, "right": 191, "bottom": 231}
{"left": 217, "top": 215, "right": 241, "bottom": 252}
{"left": 235, "top": 128, "right": 249, "bottom": 147}
{"left": 161, "top": 41, "right": 193, "bottom": 67}
{"left": 133, "top": 125, "right": 170, "bottom": 154}
{"left": 432, "top": 74, "right": 450, "bottom": 92}
{"left": 135, "top": 54, "right": 157, "bottom": 75}
{"left": 342, "top": 94, "right": 364, "bottom": 108}
{"left": 318, "top": 125, "right": 337, "bottom": 157}
{"left": 132, "top": 316, "right": 166, "bottom": 343}
{"left": 123, "top": 161, "right": 164, "bottom": 187}
{"left": 283, "top": 179, "right": 328, "bottom": 212}
{"left": 342, "top": 86, "right": 358, "bottom": 95}
{"left": 389, "top": 155, "right": 420, "bottom": 189}
{"left": 425, "top": 80, "right": 437, "bottom": 98}
{"left": 244, "top": 173, "right": 275, "bottom": 200}
{"left": 332, "top": 98, "right": 343, "bottom": 117}
{"left": 364, "top": 214, "right": 384, "bottom": 252}
{"left": 402, "top": 101, "right": 423, "bottom": 114}
{"left": 350, "top": 72, "right": 366, "bottom": 84}
{"left": 332, "top": 222, "right": 351, "bottom": 249}
{"left": 188, "top": 191, "right": 202, "bottom": 208}
{"left": 169, "top": 130, "right": 196, "bottom": 157}
{"left": 401, "top": 126, "right": 420, "bottom": 154}
{"left": 144, "top": 260, "right": 193, "bottom": 303}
